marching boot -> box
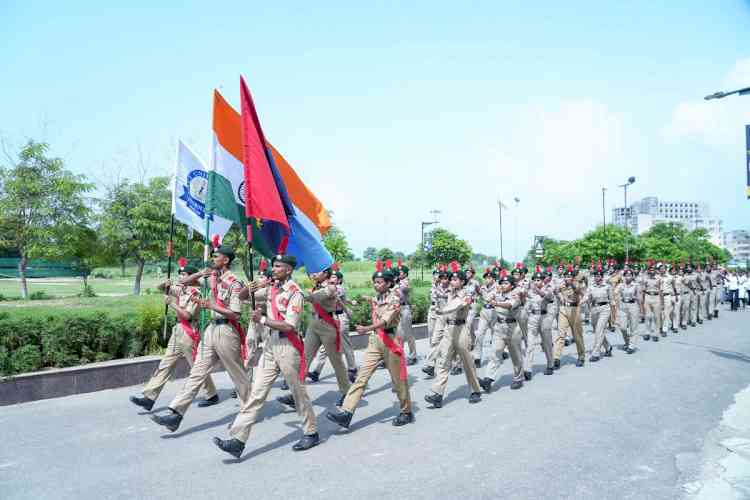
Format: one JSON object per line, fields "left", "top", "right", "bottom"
{"left": 643, "top": 334, "right": 651, "bottom": 341}
{"left": 198, "top": 394, "right": 219, "bottom": 408}
{"left": 575, "top": 359, "right": 585, "bottom": 367}
{"left": 307, "top": 371, "right": 320, "bottom": 383}
{"left": 276, "top": 394, "right": 296, "bottom": 409}
{"left": 474, "top": 358, "right": 481, "bottom": 368}
{"left": 544, "top": 366, "right": 554, "bottom": 375}
{"left": 479, "top": 377, "right": 493, "bottom": 393}
{"left": 510, "top": 380, "right": 523, "bottom": 390}
{"left": 468, "top": 392, "right": 482, "bottom": 404}
{"left": 714, "top": 310, "right": 718, "bottom": 319}
{"left": 523, "top": 371, "right": 533, "bottom": 381}
{"left": 424, "top": 392, "right": 444, "bottom": 408}
{"left": 129, "top": 395, "right": 155, "bottom": 411}
{"left": 603, "top": 346, "right": 613, "bottom": 357}
{"left": 421, "top": 365, "right": 435, "bottom": 378}
{"left": 553, "top": 359, "right": 561, "bottom": 370}
{"left": 326, "top": 409, "right": 353, "bottom": 429}
{"left": 393, "top": 412, "right": 415, "bottom": 426}
{"left": 292, "top": 432, "right": 320, "bottom": 451}
{"left": 150, "top": 409, "right": 182, "bottom": 432}
{"left": 212, "top": 437, "right": 244, "bottom": 458}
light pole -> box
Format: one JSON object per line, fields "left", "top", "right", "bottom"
{"left": 498, "top": 199, "right": 507, "bottom": 264}
{"left": 513, "top": 197, "right": 520, "bottom": 262}
{"left": 619, "top": 176, "right": 636, "bottom": 262}
{"left": 420, "top": 210, "right": 440, "bottom": 282}
{"left": 602, "top": 187, "right": 607, "bottom": 256}
{"left": 704, "top": 85, "right": 750, "bottom": 100}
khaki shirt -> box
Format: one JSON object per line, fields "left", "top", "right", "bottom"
{"left": 441, "top": 289, "right": 471, "bottom": 322}
{"left": 619, "top": 281, "right": 641, "bottom": 304}
{"left": 479, "top": 282, "right": 498, "bottom": 304}
{"left": 557, "top": 282, "right": 582, "bottom": 306}
{"left": 309, "top": 281, "right": 337, "bottom": 313}
{"left": 660, "top": 274, "right": 676, "bottom": 296}
{"left": 374, "top": 289, "right": 401, "bottom": 330}
{"left": 169, "top": 284, "right": 200, "bottom": 324}
{"left": 495, "top": 288, "right": 521, "bottom": 321}
{"left": 211, "top": 270, "right": 243, "bottom": 318}
{"left": 526, "top": 284, "right": 553, "bottom": 313}
{"left": 269, "top": 279, "right": 304, "bottom": 332}
{"left": 430, "top": 283, "right": 449, "bottom": 310}
{"left": 588, "top": 282, "right": 613, "bottom": 305}
{"left": 643, "top": 276, "right": 661, "bottom": 295}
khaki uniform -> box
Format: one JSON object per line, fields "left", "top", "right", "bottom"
{"left": 312, "top": 284, "right": 356, "bottom": 373}
{"left": 587, "top": 281, "right": 613, "bottom": 357}
{"left": 524, "top": 283, "right": 554, "bottom": 371}
{"left": 674, "top": 274, "right": 689, "bottom": 327}
{"left": 694, "top": 271, "right": 706, "bottom": 321}
{"left": 642, "top": 275, "right": 662, "bottom": 335}
{"left": 515, "top": 277, "right": 530, "bottom": 341}
{"left": 425, "top": 283, "right": 449, "bottom": 369}
{"left": 342, "top": 289, "right": 411, "bottom": 415}
{"left": 229, "top": 279, "right": 316, "bottom": 443}
{"left": 577, "top": 270, "right": 591, "bottom": 324}
{"left": 617, "top": 281, "right": 641, "bottom": 348}
{"left": 554, "top": 281, "right": 585, "bottom": 361}
{"left": 170, "top": 270, "right": 250, "bottom": 416}
{"left": 243, "top": 287, "right": 269, "bottom": 384}
{"left": 686, "top": 272, "right": 699, "bottom": 324}
{"left": 484, "top": 288, "right": 524, "bottom": 383}
{"left": 660, "top": 273, "right": 676, "bottom": 330}
{"left": 702, "top": 272, "right": 713, "bottom": 319}
{"left": 472, "top": 282, "right": 498, "bottom": 362}
{"left": 142, "top": 284, "right": 217, "bottom": 402}
{"left": 397, "top": 278, "right": 417, "bottom": 360}
{"left": 607, "top": 272, "right": 622, "bottom": 329}
{"left": 431, "top": 289, "right": 481, "bottom": 396}
{"left": 464, "top": 277, "right": 481, "bottom": 338}
{"left": 710, "top": 270, "right": 723, "bottom": 313}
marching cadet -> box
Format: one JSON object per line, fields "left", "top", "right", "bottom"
{"left": 479, "top": 269, "right": 526, "bottom": 392}
{"left": 395, "top": 260, "right": 418, "bottom": 365}
{"left": 576, "top": 257, "right": 591, "bottom": 326}
{"left": 641, "top": 262, "right": 663, "bottom": 341}
{"left": 710, "top": 263, "right": 723, "bottom": 318}
{"left": 587, "top": 265, "right": 614, "bottom": 362}
{"left": 512, "top": 263, "right": 530, "bottom": 342}
{"left": 214, "top": 254, "right": 320, "bottom": 458}
{"left": 659, "top": 263, "right": 678, "bottom": 334}
{"left": 464, "top": 266, "right": 481, "bottom": 339}
{"left": 675, "top": 264, "right": 689, "bottom": 330}
{"left": 702, "top": 264, "right": 714, "bottom": 321}
{"left": 553, "top": 265, "right": 586, "bottom": 368}
{"left": 607, "top": 260, "right": 622, "bottom": 332}
{"left": 546, "top": 266, "right": 561, "bottom": 347}
{"left": 129, "top": 260, "right": 218, "bottom": 411}
{"left": 523, "top": 266, "right": 555, "bottom": 378}
{"left": 424, "top": 262, "right": 483, "bottom": 408}
{"left": 277, "top": 266, "right": 351, "bottom": 410}
{"left": 685, "top": 264, "right": 699, "bottom": 326}
{"left": 151, "top": 244, "right": 250, "bottom": 433}
{"left": 617, "top": 268, "right": 643, "bottom": 354}
{"left": 472, "top": 268, "right": 499, "bottom": 367}
{"left": 694, "top": 264, "right": 706, "bottom": 324}
{"left": 423, "top": 267, "right": 450, "bottom": 378}
{"left": 326, "top": 262, "right": 414, "bottom": 429}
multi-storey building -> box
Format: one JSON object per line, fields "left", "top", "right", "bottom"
{"left": 723, "top": 230, "right": 750, "bottom": 264}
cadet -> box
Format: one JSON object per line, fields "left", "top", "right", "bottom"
{"left": 424, "top": 262, "right": 482, "bottom": 408}
{"left": 617, "top": 269, "right": 643, "bottom": 354}
{"left": 659, "top": 263, "right": 678, "bottom": 334}
{"left": 685, "top": 265, "right": 699, "bottom": 327}
{"left": 479, "top": 269, "right": 526, "bottom": 391}
{"left": 641, "top": 262, "right": 663, "bottom": 341}
{"left": 326, "top": 262, "right": 414, "bottom": 429}
{"left": 607, "top": 260, "right": 622, "bottom": 332}
{"left": 472, "top": 268, "right": 499, "bottom": 367}
{"left": 523, "top": 266, "right": 555, "bottom": 378}
{"left": 587, "top": 266, "right": 614, "bottom": 362}
{"left": 694, "top": 264, "right": 706, "bottom": 324}
{"left": 702, "top": 264, "right": 714, "bottom": 321}
{"left": 423, "top": 267, "right": 450, "bottom": 377}
{"left": 709, "top": 263, "right": 723, "bottom": 318}
{"left": 553, "top": 265, "right": 586, "bottom": 368}
{"left": 395, "top": 260, "right": 418, "bottom": 365}
{"left": 151, "top": 245, "right": 250, "bottom": 433}
{"left": 214, "top": 254, "right": 320, "bottom": 458}
{"left": 675, "top": 264, "right": 690, "bottom": 330}
{"left": 129, "top": 261, "right": 218, "bottom": 411}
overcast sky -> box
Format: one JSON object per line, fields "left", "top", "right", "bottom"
{"left": 2, "top": 1, "right": 749, "bottom": 261}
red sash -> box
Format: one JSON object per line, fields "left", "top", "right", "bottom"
{"left": 178, "top": 319, "right": 201, "bottom": 361}
{"left": 312, "top": 302, "right": 341, "bottom": 353}
{"left": 372, "top": 308, "right": 407, "bottom": 381}
{"left": 271, "top": 285, "right": 306, "bottom": 383}
{"left": 211, "top": 274, "right": 248, "bottom": 360}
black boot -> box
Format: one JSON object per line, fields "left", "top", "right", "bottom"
{"left": 347, "top": 368, "right": 358, "bottom": 383}
{"left": 292, "top": 432, "right": 320, "bottom": 451}
{"left": 564, "top": 338, "right": 571, "bottom": 346}
{"left": 626, "top": 346, "right": 635, "bottom": 354}
{"left": 326, "top": 409, "right": 353, "bottom": 429}
{"left": 421, "top": 365, "right": 435, "bottom": 378}
{"left": 129, "top": 395, "right": 155, "bottom": 411}
{"left": 603, "top": 346, "right": 613, "bottom": 357}
{"left": 643, "top": 334, "right": 651, "bottom": 341}
{"left": 450, "top": 365, "right": 463, "bottom": 375}
{"left": 681, "top": 324, "right": 687, "bottom": 330}
{"left": 502, "top": 351, "right": 509, "bottom": 360}
{"left": 671, "top": 327, "right": 678, "bottom": 333}
{"left": 697, "top": 318, "right": 703, "bottom": 324}
{"left": 589, "top": 355, "right": 600, "bottom": 363}
{"left": 544, "top": 367, "right": 554, "bottom": 375}
{"left": 151, "top": 410, "right": 182, "bottom": 432}
{"left": 393, "top": 412, "right": 414, "bottom": 426}
{"left": 336, "top": 393, "right": 346, "bottom": 407}
{"left": 198, "top": 394, "right": 219, "bottom": 408}
{"left": 652, "top": 336, "right": 659, "bottom": 342}
{"left": 276, "top": 394, "right": 296, "bottom": 409}
{"left": 406, "top": 357, "right": 418, "bottom": 366}
{"left": 575, "top": 359, "right": 584, "bottom": 367}
{"left": 660, "top": 331, "right": 667, "bottom": 338}
{"left": 424, "top": 392, "right": 443, "bottom": 408}
{"left": 523, "top": 371, "right": 533, "bottom": 381}
{"left": 474, "top": 358, "right": 481, "bottom": 368}
{"left": 307, "top": 371, "right": 320, "bottom": 383}
{"left": 468, "top": 392, "right": 482, "bottom": 404}
{"left": 280, "top": 380, "right": 289, "bottom": 391}
{"left": 479, "top": 377, "right": 493, "bottom": 393}
{"left": 212, "top": 437, "right": 244, "bottom": 458}
{"left": 510, "top": 380, "right": 523, "bottom": 390}
{"left": 553, "top": 359, "right": 561, "bottom": 370}
{"left": 230, "top": 390, "right": 238, "bottom": 399}
{"left": 714, "top": 310, "right": 718, "bottom": 319}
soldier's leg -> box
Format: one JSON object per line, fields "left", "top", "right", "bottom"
{"left": 571, "top": 308, "right": 586, "bottom": 360}
{"left": 654, "top": 302, "right": 663, "bottom": 333}
{"left": 229, "top": 343, "right": 280, "bottom": 443}
{"left": 555, "top": 308, "right": 572, "bottom": 361}
{"left": 589, "top": 306, "right": 605, "bottom": 358}
{"left": 472, "top": 308, "right": 493, "bottom": 363}
{"left": 178, "top": 331, "right": 217, "bottom": 398}
{"left": 339, "top": 316, "right": 357, "bottom": 370}
{"left": 169, "top": 326, "right": 219, "bottom": 416}
{"left": 276, "top": 339, "right": 317, "bottom": 435}
{"left": 399, "top": 305, "right": 417, "bottom": 360}
{"left": 317, "top": 326, "right": 351, "bottom": 394}
{"left": 523, "top": 315, "right": 541, "bottom": 372}
{"left": 216, "top": 325, "right": 253, "bottom": 404}
{"left": 342, "top": 336, "right": 383, "bottom": 413}
{"left": 303, "top": 325, "right": 323, "bottom": 372}
{"left": 431, "top": 326, "right": 458, "bottom": 396}
{"left": 457, "top": 324, "right": 481, "bottom": 393}
{"left": 689, "top": 293, "right": 697, "bottom": 324}
{"left": 507, "top": 325, "right": 525, "bottom": 383}
{"left": 425, "top": 317, "right": 446, "bottom": 368}
{"left": 704, "top": 291, "right": 711, "bottom": 318}
{"left": 311, "top": 346, "right": 328, "bottom": 375}
{"left": 539, "top": 315, "right": 555, "bottom": 369}
{"left": 484, "top": 324, "right": 507, "bottom": 381}
{"left": 627, "top": 305, "right": 640, "bottom": 347}
{"left": 142, "top": 330, "right": 183, "bottom": 401}
{"left": 383, "top": 341, "right": 412, "bottom": 414}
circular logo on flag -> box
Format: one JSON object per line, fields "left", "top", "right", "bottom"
{"left": 237, "top": 181, "right": 246, "bottom": 206}
{"left": 187, "top": 170, "right": 208, "bottom": 203}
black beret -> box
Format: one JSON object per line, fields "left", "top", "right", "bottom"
{"left": 179, "top": 265, "right": 199, "bottom": 275}
{"left": 272, "top": 254, "right": 297, "bottom": 269}
{"left": 212, "top": 245, "right": 236, "bottom": 262}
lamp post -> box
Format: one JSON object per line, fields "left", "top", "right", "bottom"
{"left": 420, "top": 210, "right": 440, "bottom": 282}
{"left": 704, "top": 85, "right": 750, "bottom": 100}
{"left": 498, "top": 199, "right": 507, "bottom": 264}
{"left": 602, "top": 187, "right": 607, "bottom": 257}
{"left": 513, "top": 197, "right": 520, "bottom": 262}
{"left": 619, "top": 176, "right": 636, "bottom": 262}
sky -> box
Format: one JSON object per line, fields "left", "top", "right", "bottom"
{"left": 2, "top": 1, "right": 749, "bottom": 262}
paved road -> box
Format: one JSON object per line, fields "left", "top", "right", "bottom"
{"left": 2, "top": 309, "right": 750, "bottom": 500}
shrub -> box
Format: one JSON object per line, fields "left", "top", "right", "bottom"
{"left": 29, "top": 291, "right": 53, "bottom": 300}
{"left": 11, "top": 345, "right": 42, "bottom": 373}
{"left": 77, "top": 285, "right": 97, "bottom": 298}
{"left": 0, "top": 293, "right": 6, "bottom": 302}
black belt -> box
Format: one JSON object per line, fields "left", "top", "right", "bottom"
{"left": 497, "top": 317, "right": 517, "bottom": 324}
{"left": 645, "top": 292, "right": 659, "bottom": 296}
{"left": 529, "top": 309, "right": 547, "bottom": 315}
{"left": 382, "top": 327, "right": 395, "bottom": 334}
{"left": 483, "top": 304, "right": 494, "bottom": 309}
{"left": 562, "top": 302, "right": 578, "bottom": 307}
{"left": 623, "top": 299, "right": 636, "bottom": 304}
{"left": 400, "top": 302, "right": 409, "bottom": 306}
{"left": 446, "top": 319, "right": 466, "bottom": 325}
{"left": 335, "top": 310, "right": 344, "bottom": 315}
{"left": 595, "top": 302, "right": 609, "bottom": 306}
{"left": 431, "top": 301, "right": 436, "bottom": 305}
{"left": 663, "top": 293, "right": 672, "bottom": 296}
{"left": 212, "top": 318, "right": 230, "bottom": 325}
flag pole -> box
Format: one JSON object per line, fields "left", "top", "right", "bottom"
{"left": 246, "top": 225, "right": 256, "bottom": 310}
{"left": 162, "top": 213, "right": 175, "bottom": 341}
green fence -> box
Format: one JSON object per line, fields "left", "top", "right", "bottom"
{"left": 0, "top": 258, "right": 81, "bottom": 278}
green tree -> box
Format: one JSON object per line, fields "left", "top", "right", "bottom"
{"left": 99, "top": 177, "right": 171, "bottom": 295}
{"left": 424, "top": 228, "right": 472, "bottom": 266}
{"left": 0, "top": 141, "right": 93, "bottom": 298}
{"left": 377, "top": 247, "right": 395, "bottom": 261}
{"left": 323, "top": 225, "right": 354, "bottom": 263}
{"left": 362, "top": 246, "right": 377, "bottom": 261}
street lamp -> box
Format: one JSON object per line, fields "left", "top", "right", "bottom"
{"left": 704, "top": 85, "right": 750, "bottom": 100}
{"left": 619, "top": 176, "right": 636, "bottom": 261}
{"left": 513, "top": 197, "right": 520, "bottom": 262}
{"left": 601, "top": 187, "right": 607, "bottom": 256}
{"left": 497, "top": 199, "right": 508, "bottom": 264}
{"left": 420, "top": 210, "right": 440, "bottom": 282}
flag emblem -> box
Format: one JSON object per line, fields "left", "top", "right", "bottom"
{"left": 179, "top": 169, "right": 210, "bottom": 219}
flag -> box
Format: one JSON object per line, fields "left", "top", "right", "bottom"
{"left": 172, "top": 140, "right": 233, "bottom": 239}
{"left": 239, "top": 76, "right": 290, "bottom": 252}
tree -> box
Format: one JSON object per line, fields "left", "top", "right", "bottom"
{"left": 99, "top": 177, "right": 171, "bottom": 295}
{"left": 377, "top": 247, "right": 395, "bottom": 261}
{"left": 323, "top": 225, "right": 354, "bottom": 263}
{"left": 0, "top": 141, "right": 92, "bottom": 298}
{"left": 423, "top": 228, "right": 472, "bottom": 266}
{"left": 362, "top": 247, "right": 377, "bottom": 261}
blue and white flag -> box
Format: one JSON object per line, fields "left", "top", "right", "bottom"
{"left": 172, "top": 140, "right": 233, "bottom": 239}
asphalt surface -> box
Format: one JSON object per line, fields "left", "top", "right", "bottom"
{"left": 2, "top": 308, "right": 750, "bottom": 500}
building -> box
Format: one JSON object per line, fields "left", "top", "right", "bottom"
{"left": 612, "top": 196, "right": 723, "bottom": 246}
{"left": 723, "top": 230, "right": 750, "bottom": 264}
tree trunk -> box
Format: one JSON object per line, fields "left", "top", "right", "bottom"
{"left": 120, "top": 258, "right": 127, "bottom": 278}
{"left": 18, "top": 254, "right": 29, "bottom": 299}
{"left": 133, "top": 258, "right": 145, "bottom": 295}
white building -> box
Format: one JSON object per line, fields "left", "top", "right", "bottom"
{"left": 723, "top": 230, "right": 750, "bottom": 264}
{"left": 612, "top": 196, "right": 723, "bottom": 245}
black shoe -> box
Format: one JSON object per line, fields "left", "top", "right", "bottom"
{"left": 553, "top": 359, "right": 561, "bottom": 370}
{"left": 510, "top": 381, "right": 523, "bottom": 390}
{"left": 523, "top": 371, "right": 533, "bottom": 381}
{"left": 575, "top": 359, "right": 585, "bottom": 367}
{"left": 564, "top": 338, "right": 571, "bottom": 346}
{"left": 643, "top": 335, "right": 651, "bottom": 341}
{"left": 689, "top": 322, "right": 696, "bottom": 327}
{"left": 230, "top": 390, "right": 238, "bottom": 399}
{"left": 671, "top": 327, "right": 678, "bottom": 333}
{"left": 151, "top": 410, "right": 182, "bottom": 432}
{"left": 589, "top": 356, "right": 600, "bottom": 363}
{"left": 377, "top": 361, "right": 386, "bottom": 370}
{"left": 706, "top": 316, "right": 713, "bottom": 321}
{"left": 652, "top": 336, "right": 659, "bottom": 342}
{"left": 714, "top": 311, "right": 718, "bottom": 319}
{"left": 640, "top": 318, "right": 645, "bottom": 324}
{"left": 544, "top": 367, "right": 554, "bottom": 375}
{"left": 626, "top": 346, "right": 635, "bottom": 354}
{"left": 502, "top": 351, "right": 509, "bottom": 360}
{"left": 129, "top": 395, "right": 155, "bottom": 411}
{"left": 604, "top": 346, "right": 613, "bottom": 357}
{"left": 292, "top": 433, "right": 320, "bottom": 451}
{"left": 347, "top": 368, "right": 358, "bottom": 383}
{"left": 697, "top": 319, "right": 703, "bottom": 324}
{"left": 276, "top": 394, "right": 296, "bottom": 409}
{"left": 212, "top": 437, "right": 244, "bottom": 458}
{"left": 424, "top": 392, "right": 443, "bottom": 408}
{"left": 468, "top": 392, "right": 481, "bottom": 404}
{"left": 392, "top": 412, "right": 414, "bottom": 426}
{"left": 198, "top": 394, "right": 219, "bottom": 408}
{"left": 584, "top": 319, "right": 590, "bottom": 325}
{"left": 406, "top": 357, "right": 418, "bottom": 366}
{"left": 474, "top": 359, "right": 481, "bottom": 368}
{"left": 660, "top": 331, "right": 667, "bottom": 337}
{"left": 608, "top": 326, "right": 615, "bottom": 332}
{"left": 307, "top": 371, "right": 320, "bottom": 383}
{"left": 336, "top": 393, "right": 345, "bottom": 407}
{"left": 280, "top": 380, "right": 289, "bottom": 391}
{"left": 450, "top": 366, "right": 463, "bottom": 375}
{"left": 326, "top": 410, "right": 353, "bottom": 429}
{"left": 479, "top": 377, "right": 493, "bottom": 393}
{"left": 421, "top": 365, "right": 435, "bottom": 378}
{"left": 681, "top": 325, "right": 687, "bottom": 330}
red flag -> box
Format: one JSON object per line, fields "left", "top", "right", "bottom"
{"left": 239, "top": 76, "right": 290, "bottom": 247}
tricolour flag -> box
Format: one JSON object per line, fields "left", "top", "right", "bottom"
{"left": 172, "top": 140, "right": 233, "bottom": 239}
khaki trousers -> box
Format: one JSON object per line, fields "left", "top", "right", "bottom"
{"left": 244, "top": 322, "right": 267, "bottom": 385}
{"left": 431, "top": 324, "right": 481, "bottom": 396}
{"left": 677, "top": 293, "right": 690, "bottom": 326}
{"left": 662, "top": 295, "right": 674, "bottom": 330}
{"left": 398, "top": 305, "right": 417, "bottom": 359}
{"left": 142, "top": 326, "right": 217, "bottom": 402}
{"left": 170, "top": 323, "right": 250, "bottom": 416}
{"left": 590, "top": 304, "right": 612, "bottom": 357}
{"left": 524, "top": 312, "right": 553, "bottom": 371}
{"left": 229, "top": 331, "right": 317, "bottom": 443}
{"left": 472, "top": 307, "right": 497, "bottom": 362}
{"left": 312, "top": 314, "right": 356, "bottom": 373}
{"left": 703, "top": 290, "right": 712, "bottom": 318}
{"left": 485, "top": 321, "right": 524, "bottom": 382}
{"left": 304, "top": 319, "right": 351, "bottom": 394}
{"left": 555, "top": 306, "right": 584, "bottom": 360}
{"left": 644, "top": 295, "right": 662, "bottom": 334}
{"left": 342, "top": 333, "right": 411, "bottom": 414}
{"left": 689, "top": 291, "right": 698, "bottom": 323}
{"left": 618, "top": 302, "right": 640, "bottom": 347}
{"left": 609, "top": 289, "right": 621, "bottom": 329}
{"left": 425, "top": 316, "right": 447, "bottom": 368}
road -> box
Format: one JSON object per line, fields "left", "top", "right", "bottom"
{"left": 2, "top": 309, "right": 750, "bottom": 500}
